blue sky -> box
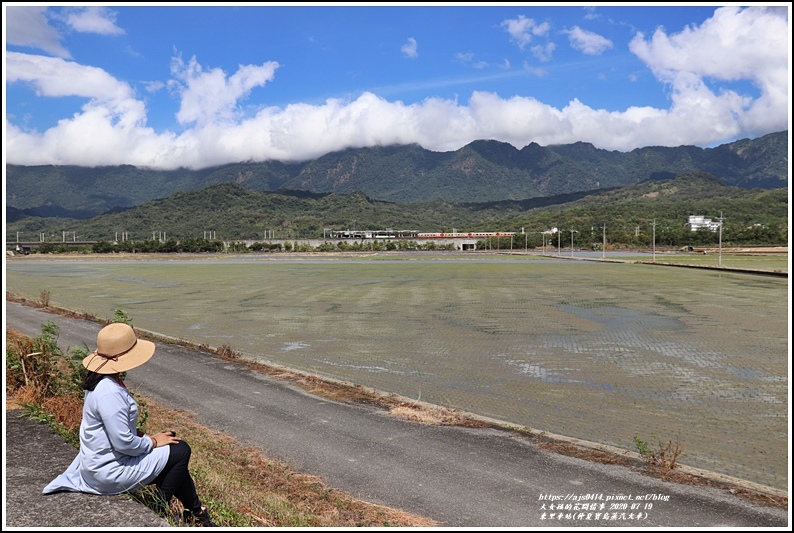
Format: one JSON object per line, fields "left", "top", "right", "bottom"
{"left": 3, "top": 3, "right": 791, "bottom": 170}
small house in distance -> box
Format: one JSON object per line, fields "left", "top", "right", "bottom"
{"left": 688, "top": 215, "right": 721, "bottom": 232}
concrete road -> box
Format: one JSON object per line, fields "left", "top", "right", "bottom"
{"left": 5, "top": 301, "right": 789, "bottom": 528}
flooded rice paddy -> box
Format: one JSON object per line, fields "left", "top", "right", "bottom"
{"left": 4, "top": 255, "right": 789, "bottom": 490}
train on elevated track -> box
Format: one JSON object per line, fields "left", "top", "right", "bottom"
{"left": 329, "top": 230, "right": 516, "bottom": 240}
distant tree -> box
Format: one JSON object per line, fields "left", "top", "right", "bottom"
{"left": 37, "top": 242, "right": 56, "bottom": 254}
{"left": 160, "top": 238, "right": 179, "bottom": 253}
{"left": 92, "top": 240, "right": 115, "bottom": 253}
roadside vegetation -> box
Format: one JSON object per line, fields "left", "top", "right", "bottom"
{"left": 5, "top": 313, "right": 439, "bottom": 527}
{"left": 6, "top": 293, "right": 788, "bottom": 523}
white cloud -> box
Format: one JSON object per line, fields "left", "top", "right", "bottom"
{"left": 0, "top": 73, "right": 780, "bottom": 169}
{"left": 401, "top": 37, "right": 418, "bottom": 59}
{"left": 531, "top": 42, "right": 556, "bottom": 62}
{"left": 144, "top": 80, "right": 166, "bottom": 93}
{"left": 567, "top": 26, "right": 613, "bottom": 55}
{"left": 533, "top": 22, "right": 550, "bottom": 37}
{"left": 629, "top": 5, "right": 789, "bottom": 137}
{"left": 168, "top": 53, "right": 279, "bottom": 127}
{"left": 61, "top": 6, "right": 124, "bottom": 35}
{"left": 522, "top": 62, "right": 547, "bottom": 77}
{"left": 4, "top": 7, "right": 789, "bottom": 169}
{"left": 6, "top": 51, "right": 139, "bottom": 111}
{"left": 583, "top": 7, "right": 598, "bottom": 21}
{"left": 455, "top": 51, "right": 499, "bottom": 70}
{"left": 5, "top": 6, "right": 70, "bottom": 58}
{"left": 455, "top": 51, "right": 474, "bottom": 63}
{"left": 501, "top": 15, "right": 548, "bottom": 50}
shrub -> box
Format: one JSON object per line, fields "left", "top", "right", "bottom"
{"left": 634, "top": 434, "right": 684, "bottom": 471}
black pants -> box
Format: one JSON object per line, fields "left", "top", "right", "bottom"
{"left": 151, "top": 440, "right": 202, "bottom": 515}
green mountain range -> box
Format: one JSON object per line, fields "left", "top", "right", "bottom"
{"left": 6, "top": 130, "right": 788, "bottom": 220}
{"left": 5, "top": 172, "right": 788, "bottom": 247}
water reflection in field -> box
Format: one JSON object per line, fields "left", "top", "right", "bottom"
{"left": 5, "top": 256, "right": 788, "bottom": 490}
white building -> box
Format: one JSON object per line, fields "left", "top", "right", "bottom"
{"left": 688, "top": 215, "right": 721, "bottom": 232}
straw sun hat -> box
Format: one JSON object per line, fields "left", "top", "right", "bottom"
{"left": 82, "top": 323, "right": 156, "bottom": 374}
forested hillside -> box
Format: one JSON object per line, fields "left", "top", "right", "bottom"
{"left": 6, "top": 131, "right": 787, "bottom": 218}
{"left": 6, "top": 173, "right": 787, "bottom": 248}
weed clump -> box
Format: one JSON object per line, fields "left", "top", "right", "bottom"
{"left": 634, "top": 434, "right": 684, "bottom": 471}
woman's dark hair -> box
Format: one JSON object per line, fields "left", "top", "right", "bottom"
{"left": 82, "top": 371, "right": 105, "bottom": 391}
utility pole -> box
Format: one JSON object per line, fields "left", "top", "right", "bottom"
{"left": 602, "top": 224, "right": 606, "bottom": 259}
{"left": 569, "top": 229, "right": 577, "bottom": 257}
{"left": 557, "top": 230, "right": 561, "bottom": 255}
{"left": 652, "top": 219, "right": 657, "bottom": 262}
{"left": 717, "top": 211, "right": 725, "bottom": 267}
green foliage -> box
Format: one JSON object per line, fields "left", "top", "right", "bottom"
{"left": 6, "top": 131, "right": 787, "bottom": 216}
{"left": 37, "top": 242, "right": 56, "bottom": 254}
{"left": 5, "top": 322, "right": 77, "bottom": 397}
{"left": 633, "top": 435, "right": 653, "bottom": 464}
{"left": 92, "top": 240, "right": 115, "bottom": 253}
{"left": 114, "top": 309, "right": 132, "bottom": 324}
{"left": 135, "top": 394, "right": 150, "bottom": 434}
{"left": 5, "top": 171, "right": 788, "bottom": 247}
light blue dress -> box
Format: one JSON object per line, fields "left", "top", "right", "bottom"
{"left": 43, "top": 376, "right": 170, "bottom": 495}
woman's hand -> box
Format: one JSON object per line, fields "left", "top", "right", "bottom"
{"left": 149, "top": 430, "right": 180, "bottom": 448}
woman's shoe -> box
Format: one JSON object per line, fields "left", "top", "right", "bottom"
{"left": 196, "top": 506, "right": 217, "bottom": 527}
{"left": 188, "top": 506, "right": 217, "bottom": 527}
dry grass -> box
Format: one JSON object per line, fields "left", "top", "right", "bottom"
{"left": 535, "top": 433, "right": 787, "bottom": 509}
{"left": 7, "top": 291, "right": 105, "bottom": 324}
{"left": 655, "top": 437, "right": 685, "bottom": 470}
{"left": 535, "top": 439, "right": 631, "bottom": 466}
{"left": 388, "top": 404, "right": 467, "bottom": 425}
{"left": 141, "top": 402, "right": 439, "bottom": 527}
{"left": 4, "top": 327, "right": 84, "bottom": 434}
